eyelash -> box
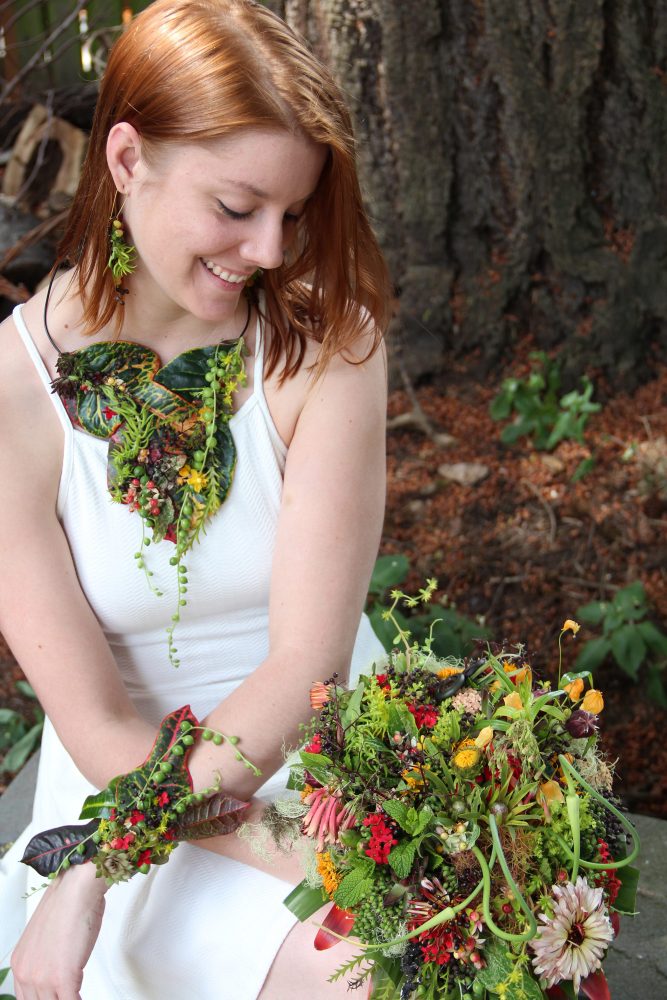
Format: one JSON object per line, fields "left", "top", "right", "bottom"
{"left": 218, "top": 202, "right": 301, "bottom": 224}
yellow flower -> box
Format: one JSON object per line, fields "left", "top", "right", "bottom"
{"left": 178, "top": 464, "right": 193, "bottom": 483}
{"left": 316, "top": 851, "right": 341, "bottom": 897}
{"left": 187, "top": 469, "right": 208, "bottom": 492}
{"left": 562, "top": 619, "right": 581, "bottom": 636}
{"left": 537, "top": 780, "right": 565, "bottom": 822}
{"left": 474, "top": 726, "right": 494, "bottom": 749}
{"left": 564, "top": 678, "right": 584, "bottom": 701}
{"left": 581, "top": 689, "right": 604, "bottom": 714}
{"left": 502, "top": 660, "right": 532, "bottom": 685}
{"left": 503, "top": 692, "right": 523, "bottom": 711}
{"left": 451, "top": 739, "right": 482, "bottom": 775}
{"left": 437, "top": 666, "right": 464, "bottom": 679}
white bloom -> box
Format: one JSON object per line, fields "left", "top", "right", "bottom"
{"left": 530, "top": 876, "right": 614, "bottom": 991}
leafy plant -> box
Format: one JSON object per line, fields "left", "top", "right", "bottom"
{"left": 575, "top": 581, "right": 667, "bottom": 704}
{"left": 366, "top": 554, "right": 490, "bottom": 658}
{"left": 0, "top": 681, "right": 44, "bottom": 775}
{"left": 490, "top": 351, "right": 600, "bottom": 452}
{"left": 0, "top": 965, "right": 14, "bottom": 1000}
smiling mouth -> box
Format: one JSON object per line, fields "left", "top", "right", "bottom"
{"left": 202, "top": 259, "right": 247, "bottom": 284}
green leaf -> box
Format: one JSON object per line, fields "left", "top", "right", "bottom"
{"left": 489, "top": 390, "right": 513, "bottom": 421}
{"left": 387, "top": 838, "right": 419, "bottom": 878}
{"left": 368, "top": 554, "right": 410, "bottom": 593}
{"left": 78, "top": 789, "right": 116, "bottom": 821}
{"left": 572, "top": 456, "right": 596, "bottom": 481}
{"left": 645, "top": 665, "right": 667, "bottom": 707}
{"left": 0, "top": 967, "right": 9, "bottom": 985}
{"left": 613, "top": 581, "right": 648, "bottom": 619}
{"left": 283, "top": 880, "right": 328, "bottom": 921}
{"left": 475, "top": 936, "right": 514, "bottom": 989}
{"left": 334, "top": 868, "right": 374, "bottom": 908}
{"left": 1, "top": 722, "right": 42, "bottom": 773}
{"left": 381, "top": 799, "right": 408, "bottom": 829}
{"left": 574, "top": 637, "right": 611, "bottom": 673}
{"left": 637, "top": 621, "right": 667, "bottom": 658}
{"left": 610, "top": 625, "right": 646, "bottom": 678}
{"left": 576, "top": 601, "right": 606, "bottom": 626}
{"left": 341, "top": 681, "right": 365, "bottom": 727}
{"left": 15, "top": 680, "right": 37, "bottom": 699}
{"left": 614, "top": 864, "right": 640, "bottom": 915}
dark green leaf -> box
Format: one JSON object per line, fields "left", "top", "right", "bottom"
{"left": 614, "top": 864, "right": 640, "bottom": 915}
{"left": 572, "top": 456, "right": 596, "bottom": 481}
{"left": 21, "top": 820, "right": 99, "bottom": 876}
{"left": 576, "top": 601, "right": 607, "bottom": 626}
{"left": 574, "top": 637, "right": 611, "bottom": 673}
{"left": 381, "top": 799, "right": 408, "bottom": 829}
{"left": 210, "top": 422, "right": 237, "bottom": 504}
{"left": 78, "top": 789, "right": 116, "bottom": 821}
{"left": 15, "top": 680, "right": 37, "bottom": 699}
{"left": 368, "top": 554, "right": 410, "bottom": 593}
{"left": 645, "top": 665, "right": 667, "bottom": 707}
{"left": 1, "top": 722, "right": 43, "bottom": 773}
{"left": 0, "top": 967, "right": 9, "bottom": 985}
{"left": 610, "top": 625, "right": 646, "bottom": 678}
{"left": 637, "top": 621, "right": 667, "bottom": 658}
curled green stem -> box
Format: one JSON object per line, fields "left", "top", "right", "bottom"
{"left": 476, "top": 817, "right": 537, "bottom": 943}
{"left": 558, "top": 755, "right": 640, "bottom": 870}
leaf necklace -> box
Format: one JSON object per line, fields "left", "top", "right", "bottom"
{"left": 44, "top": 276, "right": 252, "bottom": 666}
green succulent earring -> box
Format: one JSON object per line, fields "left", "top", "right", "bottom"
{"left": 108, "top": 196, "right": 136, "bottom": 302}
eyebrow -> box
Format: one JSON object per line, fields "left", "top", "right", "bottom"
{"left": 224, "top": 179, "right": 316, "bottom": 204}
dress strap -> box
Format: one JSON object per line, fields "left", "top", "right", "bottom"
{"left": 12, "top": 304, "right": 72, "bottom": 438}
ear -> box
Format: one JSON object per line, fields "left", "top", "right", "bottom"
{"left": 106, "top": 122, "right": 145, "bottom": 194}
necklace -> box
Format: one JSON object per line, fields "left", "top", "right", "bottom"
{"left": 45, "top": 278, "right": 252, "bottom": 667}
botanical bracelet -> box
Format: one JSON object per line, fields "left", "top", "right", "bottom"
{"left": 21, "top": 705, "right": 260, "bottom": 886}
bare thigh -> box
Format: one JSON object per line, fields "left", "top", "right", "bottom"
{"left": 258, "top": 918, "right": 371, "bottom": 1000}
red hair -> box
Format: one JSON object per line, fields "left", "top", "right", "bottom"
{"left": 57, "top": 0, "right": 390, "bottom": 378}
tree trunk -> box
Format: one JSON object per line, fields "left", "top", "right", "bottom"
{"left": 269, "top": 0, "right": 667, "bottom": 388}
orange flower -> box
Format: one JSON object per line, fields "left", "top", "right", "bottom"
{"left": 437, "top": 665, "right": 464, "bottom": 679}
{"left": 503, "top": 692, "right": 523, "bottom": 711}
{"left": 309, "top": 682, "right": 331, "bottom": 710}
{"left": 561, "top": 619, "right": 581, "bottom": 636}
{"left": 581, "top": 689, "right": 604, "bottom": 714}
{"left": 564, "top": 678, "right": 584, "bottom": 701}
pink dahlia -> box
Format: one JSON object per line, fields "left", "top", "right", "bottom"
{"left": 530, "top": 877, "right": 614, "bottom": 992}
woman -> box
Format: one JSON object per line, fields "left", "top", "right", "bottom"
{"left": 0, "top": 1, "right": 390, "bottom": 997}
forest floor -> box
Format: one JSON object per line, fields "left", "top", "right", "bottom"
{"left": 1, "top": 339, "right": 667, "bottom": 818}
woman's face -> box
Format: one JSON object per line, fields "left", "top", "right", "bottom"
{"left": 120, "top": 128, "right": 326, "bottom": 327}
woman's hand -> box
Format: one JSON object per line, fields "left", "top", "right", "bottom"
{"left": 11, "top": 863, "right": 107, "bottom": 1000}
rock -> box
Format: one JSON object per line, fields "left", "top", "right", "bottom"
{"left": 438, "top": 462, "right": 490, "bottom": 486}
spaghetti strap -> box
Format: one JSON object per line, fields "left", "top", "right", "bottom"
{"left": 12, "top": 304, "right": 72, "bottom": 438}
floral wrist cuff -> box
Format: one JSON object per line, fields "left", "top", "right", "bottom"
{"left": 21, "top": 705, "right": 259, "bottom": 886}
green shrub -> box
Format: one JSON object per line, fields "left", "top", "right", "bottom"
{"left": 490, "top": 351, "right": 600, "bottom": 454}
{"left": 575, "top": 581, "right": 667, "bottom": 704}
{"left": 0, "top": 681, "right": 44, "bottom": 775}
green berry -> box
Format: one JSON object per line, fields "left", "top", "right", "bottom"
{"left": 202, "top": 729, "right": 213, "bottom": 741}
{"left": 182, "top": 734, "right": 195, "bottom": 745}
{"left": 212, "top": 733, "right": 223, "bottom": 746}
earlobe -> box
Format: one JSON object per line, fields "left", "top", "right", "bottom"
{"left": 106, "top": 122, "right": 144, "bottom": 194}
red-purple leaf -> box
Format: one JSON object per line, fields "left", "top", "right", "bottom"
{"left": 314, "top": 904, "right": 356, "bottom": 950}
{"left": 171, "top": 792, "right": 250, "bottom": 840}
{"left": 21, "top": 820, "right": 99, "bottom": 876}
{"left": 580, "top": 969, "right": 611, "bottom": 1000}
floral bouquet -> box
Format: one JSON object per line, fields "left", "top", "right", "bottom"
{"left": 272, "top": 585, "right": 639, "bottom": 1000}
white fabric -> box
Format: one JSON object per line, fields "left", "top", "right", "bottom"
{"left": 0, "top": 303, "right": 384, "bottom": 999}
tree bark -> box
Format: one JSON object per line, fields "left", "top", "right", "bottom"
{"left": 269, "top": 0, "right": 667, "bottom": 387}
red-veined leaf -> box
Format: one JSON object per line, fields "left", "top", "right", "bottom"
{"left": 580, "top": 969, "right": 611, "bottom": 1000}
{"left": 313, "top": 904, "right": 356, "bottom": 950}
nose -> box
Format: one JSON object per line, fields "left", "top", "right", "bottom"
{"left": 239, "top": 213, "right": 285, "bottom": 271}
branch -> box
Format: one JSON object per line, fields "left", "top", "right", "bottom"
{"left": 0, "top": 0, "right": 88, "bottom": 102}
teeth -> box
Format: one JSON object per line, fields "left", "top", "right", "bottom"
{"left": 203, "top": 260, "right": 246, "bottom": 283}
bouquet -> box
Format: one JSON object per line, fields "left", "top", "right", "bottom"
{"left": 274, "top": 585, "right": 639, "bottom": 1000}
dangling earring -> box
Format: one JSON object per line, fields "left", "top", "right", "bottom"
{"left": 245, "top": 268, "right": 263, "bottom": 286}
{"left": 108, "top": 193, "right": 136, "bottom": 303}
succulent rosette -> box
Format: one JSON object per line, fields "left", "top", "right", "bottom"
{"left": 274, "top": 590, "right": 640, "bottom": 999}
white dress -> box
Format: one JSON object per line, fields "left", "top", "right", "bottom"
{"left": 0, "top": 303, "right": 384, "bottom": 999}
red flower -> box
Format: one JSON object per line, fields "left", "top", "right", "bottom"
{"left": 304, "top": 733, "right": 322, "bottom": 754}
{"left": 164, "top": 524, "right": 177, "bottom": 543}
{"left": 408, "top": 702, "right": 439, "bottom": 729}
{"left": 110, "top": 833, "right": 135, "bottom": 850}
{"left": 137, "top": 849, "right": 152, "bottom": 866}
{"left": 102, "top": 406, "right": 117, "bottom": 421}
{"left": 162, "top": 829, "right": 176, "bottom": 841}
{"left": 130, "top": 810, "right": 145, "bottom": 825}
{"left": 362, "top": 812, "right": 398, "bottom": 864}
{"left": 156, "top": 791, "right": 170, "bottom": 807}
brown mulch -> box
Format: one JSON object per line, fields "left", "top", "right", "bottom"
{"left": 1, "top": 345, "right": 667, "bottom": 816}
